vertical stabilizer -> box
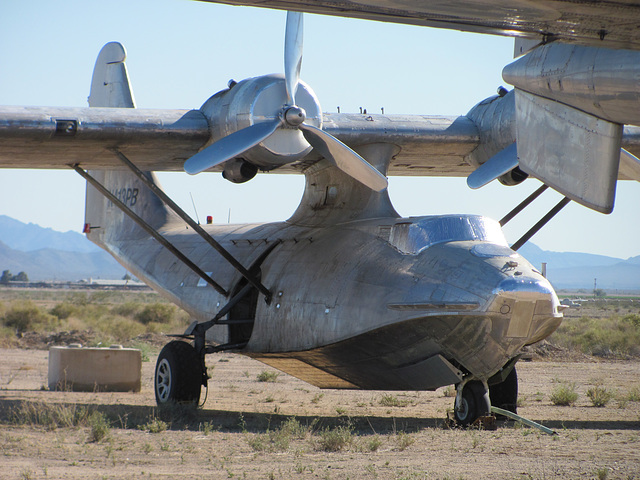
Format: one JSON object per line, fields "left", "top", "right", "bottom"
{"left": 84, "top": 43, "right": 173, "bottom": 254}
{"left": 88, "top": 42, "right": 136, "bottom": 108}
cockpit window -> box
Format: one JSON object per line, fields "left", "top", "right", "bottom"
{"left": 389, "top": 215, "right": 507, "bottom": 255}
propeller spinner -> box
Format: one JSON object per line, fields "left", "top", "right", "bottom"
{"left": 184, "top": 12, "right": 388, "bottom": 192}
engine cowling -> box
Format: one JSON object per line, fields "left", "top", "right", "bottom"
{"left": 198, "top": 74, "right": 322, "bottom": 170}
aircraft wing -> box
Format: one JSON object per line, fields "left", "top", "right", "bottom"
{"left": 200, "top": 0, "right": 640, "bottom": 51}
{"left": 0, "top": 105, "right": 477, "bottom": 175}
{"left": 2, "top": 105, "right": 640, "bottom": 177}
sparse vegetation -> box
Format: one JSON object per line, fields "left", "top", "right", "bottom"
{"left": 247, "top": 417, "right": 313, "bottom": 452}
{"left": 550, "top": 382, "right": 579, "bottom": 406}
{"left": 379, "top": 393, "right": 411, "bottom": 407}
{"left": 256, "top": 370, "right": 280, "bottom": 382}
{"left": 0, "top": 289, "right": 190, "bottom": 347}
{"left": 87, "top": 411, "right": 111, "bottom": 442}
{"left": 624, "top": 385, "right": 640, "bottom": 402}
{"left": 141, "top": 417, "right": 168, "bottom": 433}
{"left": 587, "top": 385, "right": 614, "bottom": 407}
{"left": 135, "top": 303, "right": 176, "bottom": 325}
{"left": 367, "top": 435, "right": 383, "bottom": 452}
{"left": 395, "top": 431, "right": 415, "bottom": 451}
{"left": 2, "top": 300, "right": 59, "bottom": 333}
{"left": 548, "top": 313, "right": 640, "bottom": 357}
{"left": 7, "top": 401, "right": 91, "bottom": 430}
{"left": 317, "top": 424, "right": 354, "bottom": 452}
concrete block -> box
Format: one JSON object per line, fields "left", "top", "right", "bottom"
{"left": 48, "top": 344, "right": 141, "bottom": 392}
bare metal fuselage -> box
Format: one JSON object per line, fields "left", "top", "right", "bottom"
{"left": 91, "top": 197, "right": 561, "bottom": 391}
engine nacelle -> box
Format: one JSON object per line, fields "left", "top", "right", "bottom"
{"left": 199, "top": 74, "right": 322, "bottom": 170}
{"left": 498, "top": 166, "right": 528, "bottom": 186}
{"left": 465, "top": 90, "right": 516, "bottom": 169}
{"left": 503, "top": 43, "right": 640, "bottom": 126}
{"left": 222, "top": 158, "right": 258, "bottom": 184}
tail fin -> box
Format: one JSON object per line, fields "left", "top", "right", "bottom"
{"left": 87, "top": 42, "right": 136, "bottom": 108}
{"left": 84, "top": 43, "right": 173, "bottom": 252}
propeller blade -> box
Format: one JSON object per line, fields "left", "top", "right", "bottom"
{"left": 284, "top": 11, "right": 303, "bottom": 106}
{"left": 184, "top": 120, "right": 280, "bottom": 175}
{"left": 300, "top": 123, "right": 388, "bottom": 191}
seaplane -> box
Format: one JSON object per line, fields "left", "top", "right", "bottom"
{"left": 1, "top": 0, "right": 639, "bottom": 425}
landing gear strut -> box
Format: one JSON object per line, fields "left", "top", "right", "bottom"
{"left": 454, "top": 380, "right": 490, "bottom": 426}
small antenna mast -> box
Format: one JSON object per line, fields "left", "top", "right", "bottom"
{"left": 189, "top": 193, "right": 200, "bottom": 225}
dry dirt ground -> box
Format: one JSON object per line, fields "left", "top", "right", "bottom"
{"left": 1, "top": 348, "right": 639, "bottom": 480}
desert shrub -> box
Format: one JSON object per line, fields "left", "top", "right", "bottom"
{"left": 587, "top": 386, "right": 614, "bottom": 407}
{"left": 246, "top": 418, "right": 312, "bottom": 453}
{"left": 379, "top": 393, "right": 411, "bottom": 407}
{"left": 626, "top": 386, "right": 640, "bottom": 402}
{"left": 68, "top": 292, "right": 89, "bottom": 306}
{"left": 368, "top": 435, "right": 383, "bottom": 452}
{"left": 50, "top": 302, "right": 77, "bottom": 320}
{"left": 0, "top": 325, "right": 17, "bottom": 347}
{"left": 317, "top": 425, "right": 353, "bottom": 452}
{"left": 142, "top": 417, "right": 168, "bottom": 433}
{"left": 111, "top": 302, "right": 141, "bottom": 318}
{"left": 548, "top": 315, "right": 640, "bottom": 357}
{"left": 96, "top": 315, "right": 146, "bottom": 343}
{"left": 396, "top": 432, "right": 415, "bottom": 451}
{"left": 87, "top": 411, "right": 110, "bottom": 442}
{"left": 550, "top": 382, "right": 578, "bottom": 406}
{"left": 135, "top": 303, "right": 176, "bottom": 325}
{"left": 2, "top": 301, "right": 59, "bottom": 333}
{"left": 623, "top": 313, "right": 640, "bottom": 328}
{"left": 257, "top": 370, "right": 280, "bottom": 382}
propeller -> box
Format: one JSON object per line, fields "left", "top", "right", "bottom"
{"left": 183, "top": 12, "right": 388, "bottom": 192}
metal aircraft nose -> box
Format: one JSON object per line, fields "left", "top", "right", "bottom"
{"left": 490, "top": 273, "right": 562, "bottom": 345}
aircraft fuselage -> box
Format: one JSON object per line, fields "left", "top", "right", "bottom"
{"left": 95, "top": 207, "right": 561, "bottom": 391}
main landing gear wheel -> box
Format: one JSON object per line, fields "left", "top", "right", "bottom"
{"left": 155, "top": 340, "right": 203, "bottom": 406}
{"left": 454, "top": 380, "right": 490, "bottom": 426}
{"left": 489, "top": 367, "right": 518, "bottom": 415}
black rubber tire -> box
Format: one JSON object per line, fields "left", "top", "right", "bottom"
{"left": 454, "top": 381, "right": 491, "bottom": 426}
{"left": 489, "top": 367, "right": 518, "bottom": 415}
{"left": 154, "top": 340, "right": 202, "bottom": 406}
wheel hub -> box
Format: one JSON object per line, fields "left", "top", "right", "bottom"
{"left": 156, "top": 358, "right": 172, "bottom": 403}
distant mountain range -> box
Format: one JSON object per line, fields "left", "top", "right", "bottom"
{"left": 0, "top": 215, "right": 100, "bottom": 253}
{"left": 509, "top": 243, "right": 639, "bottom": 290}
{"left": 0, "top": 214, "right": 638, "bottom": 289}
{"left": 0, "top": 215, "right": 125, "bottom": 281}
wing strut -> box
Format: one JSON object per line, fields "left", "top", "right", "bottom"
{"left": 499, "top": 184, "right": 571, "bottom": 251}
{"left": 110, "top": 148, "right": 272, "bottom": 303}
{"left": 72, "top": 164, "right": 228, "bottom": 296}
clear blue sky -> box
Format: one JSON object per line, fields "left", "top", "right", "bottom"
{"left": 0, "top": 0, "right": 638, "bottom": 259}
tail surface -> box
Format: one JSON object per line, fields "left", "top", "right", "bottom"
{"left": 83, "top": 42, "right": 175, "bottom": 266}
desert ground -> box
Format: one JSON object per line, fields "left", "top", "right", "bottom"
{"left": 1, "top": 346, "right": 639, "bottom": 480}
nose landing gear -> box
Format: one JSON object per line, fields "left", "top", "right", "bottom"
{"left": 454, "top": 379, "right": 491, "bottom": 426}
